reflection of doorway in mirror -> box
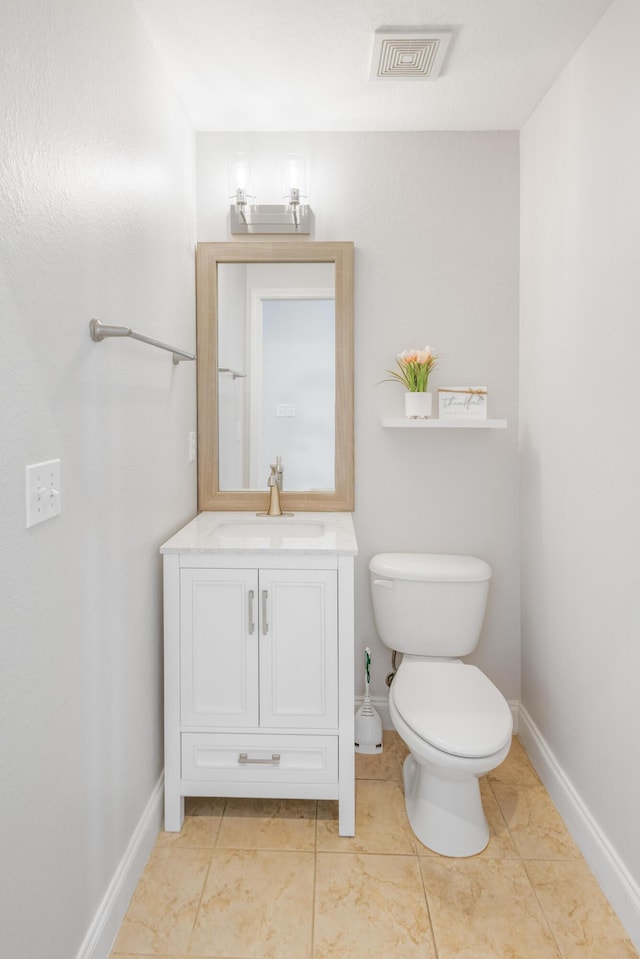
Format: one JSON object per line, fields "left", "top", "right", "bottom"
{"left": 251, "top": 294, "right": 335, "bottom": 491}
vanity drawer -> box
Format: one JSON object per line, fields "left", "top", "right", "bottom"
{"left": 181, "top": 733, "right": 338, "bottom": 783}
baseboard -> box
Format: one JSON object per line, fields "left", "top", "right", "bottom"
{"left": 75, "top": 773, "right": 164, "bottom": 959}
{"left": 508, "top": 699, "right": 519, "bottom": 733}
{"left": 355, "top": 696, "right": 521, "bottom": 734}
{"left": 518, "top": 705, "right": 640, "bottom": 951}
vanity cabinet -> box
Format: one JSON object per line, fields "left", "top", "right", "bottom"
{"left": 180, "top": 567, "right": 337, "bottom": 729}
{"left": 161, "top": 512, "right": 357, "bottom": 836}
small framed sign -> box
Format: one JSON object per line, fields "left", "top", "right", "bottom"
{"left": 438, "top": 386, "right": 487, "bottom": 419}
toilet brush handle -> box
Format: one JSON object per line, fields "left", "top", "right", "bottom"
{"left": 364, "top": 646, "right": 372, "bottom": 695}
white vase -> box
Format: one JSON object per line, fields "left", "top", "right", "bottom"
{"left": 404, "top": 391, "right": 432, "bottom": 419}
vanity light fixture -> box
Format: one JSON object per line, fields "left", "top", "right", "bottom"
{"left": 228, "top": 152, "right": 311, "bottom": 235}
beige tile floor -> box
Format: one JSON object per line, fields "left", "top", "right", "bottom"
{"left": 110, "top": 733, "right": 638, "bottom": 959}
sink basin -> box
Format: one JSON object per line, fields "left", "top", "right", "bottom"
{"left": 219, "top": 521, "right": 325, "bottom": 539}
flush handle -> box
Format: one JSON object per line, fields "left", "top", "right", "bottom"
{"left": 373, "top": 578, "right": 394, "bottom": 589}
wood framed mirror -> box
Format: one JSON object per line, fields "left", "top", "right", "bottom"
{"left": 196, "top": 241, "right": 354, "bottom": 511}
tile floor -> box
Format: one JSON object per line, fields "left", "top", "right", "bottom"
{"left": 110, "top": 733, "right": 638, "bottom": 959}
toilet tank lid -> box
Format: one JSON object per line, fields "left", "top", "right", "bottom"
{"left": 369, "top": 553, "right": 491, "bottom": 583}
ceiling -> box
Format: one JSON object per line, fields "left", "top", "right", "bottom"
{"left": 132, "top": 0, "right": 612, "bottom": 132}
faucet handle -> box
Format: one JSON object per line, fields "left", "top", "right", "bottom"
{"left": 269, "top": 456, "right": 283, "bottom": 486}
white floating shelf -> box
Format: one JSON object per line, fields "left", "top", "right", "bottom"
{"left": 382, "top": 418, "right": 508, "bottom": 429}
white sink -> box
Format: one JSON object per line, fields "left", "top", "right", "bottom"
{"left": 219, "top": 520, "right": 325, "bottom": 539}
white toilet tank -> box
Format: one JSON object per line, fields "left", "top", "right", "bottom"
{"left": 369, "top": 553, "right": 492, "bottom": 656}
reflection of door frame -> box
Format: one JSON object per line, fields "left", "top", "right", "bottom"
{"left": 248, "top": 288, "right": 334, "bottom": 490}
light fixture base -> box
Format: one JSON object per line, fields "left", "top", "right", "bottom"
{"left": 230, "top": 204, "right": 311, "bottom": 235}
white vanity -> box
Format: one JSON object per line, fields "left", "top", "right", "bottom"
{"left": 160, "top": 511, "right": 358, "bottom": 836}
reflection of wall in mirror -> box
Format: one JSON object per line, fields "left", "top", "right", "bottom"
{"left": 261, "top": 298, "right": 335, "bottom": 491}
{"left": 217, "top": 263, "right": 247, "bottom": 489}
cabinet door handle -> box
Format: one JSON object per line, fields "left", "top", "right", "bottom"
{"left": 248, "top": 589, "right": 255, "bottom": 634}
{"left": 238, "top": 752, "right": 281, "bottom": 765}
{"left": 262, "top": 589, "right": 269, "bottom": 635}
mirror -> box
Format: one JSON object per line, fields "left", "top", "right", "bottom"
{"left": 196, "top": 241, "right": 354, "bottom": 511}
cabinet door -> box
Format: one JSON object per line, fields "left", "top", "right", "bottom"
{"left": 180, "top": 569, "right": 259, "bottom": 727}
{"left": 259, "top": 569, "right": 338, "bottom": 729}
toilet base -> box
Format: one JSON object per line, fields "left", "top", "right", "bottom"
{"left": 403, "top": 754, "right": 489, "bottom": 857}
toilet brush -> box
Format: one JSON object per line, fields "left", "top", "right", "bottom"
{"left": 354, "top": 647, "right": 383, "bottom": 754}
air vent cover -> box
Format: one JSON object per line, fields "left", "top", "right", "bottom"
{"left": 370, "top": 29, "right": 452, "bottom": 81}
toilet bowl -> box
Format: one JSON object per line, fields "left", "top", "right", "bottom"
{"left": 369, "top": 552, "right": 513, "bottom": 857}
{"left": 389, "top": 657, "right": 512, "bottom": 856}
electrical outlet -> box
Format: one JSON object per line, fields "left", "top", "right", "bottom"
{"left": 26, "top": 459, "right": 61, "bottom": 528}
{"left": 276, "top": 404, "right": 296, "bottom": 417}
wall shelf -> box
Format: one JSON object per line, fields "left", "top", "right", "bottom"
{"left": 382, "top": 418, "right": 508, "bottom": 429}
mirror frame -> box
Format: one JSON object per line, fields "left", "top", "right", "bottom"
{"left": 196, "top": 240, "right": 354, "bottom": 512}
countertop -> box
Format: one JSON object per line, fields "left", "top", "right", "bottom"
{"left": 160, "top": 511, "right": 358, "bottom": 556}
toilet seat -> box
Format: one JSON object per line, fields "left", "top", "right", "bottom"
{"left": 392, "top": 661, "right": 512, "bottom": 759}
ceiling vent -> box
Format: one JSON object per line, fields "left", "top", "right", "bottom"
{"left": 370, "top": 29, "right": 452, "bottom": 81}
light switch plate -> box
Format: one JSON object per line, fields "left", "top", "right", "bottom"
{"left": 26, "top": 459, "right": 61, "bottom": 528}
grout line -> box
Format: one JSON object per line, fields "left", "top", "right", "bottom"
{"left": 486, "top": 778, "right": 522, "bottom": 859}
{"left": 184, "top": 848, "right": 215, "bottom": 957}
{"left": 520, "top": 858, "right": 568, "bottom": 959}
{"left": 182, "top": 803, "right": 225, "bottom": 956}
{"left": 212, "top": 797, "right": 227, "bottom": 847}
{"left": 417, "top": 850, "right": 440, "bottom": 959}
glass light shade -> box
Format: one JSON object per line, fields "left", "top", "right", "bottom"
{"left": 228, "top": 153, "right": 252, "bottom": 200}
{"left": 281, "top": 153, "right": 307, "bottom": 200}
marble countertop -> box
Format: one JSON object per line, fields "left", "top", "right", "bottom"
{"left": 160, "top": 511, "right": 358, "bottom": 555}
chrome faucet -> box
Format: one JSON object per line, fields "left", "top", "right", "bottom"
{"left": 257, "top": 456, "right": 293, "bottom": 517}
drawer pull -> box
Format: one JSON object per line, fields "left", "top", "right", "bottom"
{"left": 238, "top": 752, "right": 281, "bottom": 766}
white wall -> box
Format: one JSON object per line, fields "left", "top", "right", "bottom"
{"left": 520, "top": 0, "right": 640, "bottom": 940}
{"left": 197, "top": 132, "right": 521, "bottom": 703}
{"left": 0, "top": 2, "right": 196, "bottom": 957}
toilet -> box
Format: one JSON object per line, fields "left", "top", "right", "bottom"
{"left": 369, "top": 553, "right": 513, "bottom": 857}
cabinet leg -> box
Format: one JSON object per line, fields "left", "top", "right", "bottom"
{"left": 338, "top": 787, "right": 355, "bottom": 837}
{"left": 164, "top": 792, "right": 184, "bottom": 832}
